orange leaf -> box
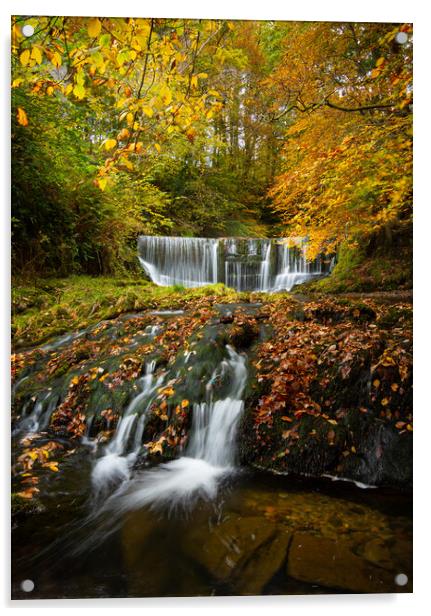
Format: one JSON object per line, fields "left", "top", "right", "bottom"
{"left": 16, "top": 107, "right": 28, "bottom": 126}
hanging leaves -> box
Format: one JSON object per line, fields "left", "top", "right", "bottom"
{"left": 87, "top": 18, "right": 102, "bottom": 38}
{"left": 16, "top": 107, "right": 28, "bottom": 126}
{"left": 104, "top": 138, "right": 117, "bottom": 151}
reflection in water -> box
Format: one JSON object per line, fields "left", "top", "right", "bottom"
{"left": 12, "top": 467, "right": 412, "bottom": 599}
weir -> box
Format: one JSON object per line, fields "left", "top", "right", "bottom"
{"left": 138, "top": 236, "right": 330, "bottom": 292}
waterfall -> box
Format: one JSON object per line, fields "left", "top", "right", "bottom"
{"left": 91, "top": 361, "right": 165, "bottom": 498}
{"left": 186, "top": 346, "right": 247, "bottom": 466}
{"left": 138, "top": 236, "right": 328, "bottom": 292}
{"left": 138, "top": 236, "right": 219, "bottom": 287}
{"left": 101, "top": 346, "right": 247, "bottom": 511}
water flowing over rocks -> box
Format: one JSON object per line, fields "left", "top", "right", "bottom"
{"left": 11, "top": 285, "right": 412, "bottom": 597}
{"left": 138, "top": 236, "right": 330, "bottom": 292}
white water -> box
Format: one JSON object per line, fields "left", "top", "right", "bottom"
{"left": 100, "top": 346, "right": 247, "bottom": 511}
{"left": 91, "top": 361, "right": 165, "bottom": 498}
{"left": 138, "top": 235, "right": 326, "bottom": 292}
{"left": 138, "top": 236, "right": 219, "bottom": 287}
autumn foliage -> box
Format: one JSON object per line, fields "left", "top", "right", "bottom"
{"left": 267, "top": 22, "right": 412, "bottom": 257}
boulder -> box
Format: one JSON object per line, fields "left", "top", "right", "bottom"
{"left": 183, "top": 514, "right": 290, "bottom": 594}
{"left": 286, "top": 532, "right": 411, "bottom": 593}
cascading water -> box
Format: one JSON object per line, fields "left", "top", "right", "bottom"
{"left": 138, "top": 236, "right": 329, "bottom": 292}
{"left": 91, "top": 361, "right": 165, "bottom": 499}
{"left": 138, "top": 236, "right": 219, "bottom": 287}
{"left": 99, "top": 345, "right": 247, "bottom": 512}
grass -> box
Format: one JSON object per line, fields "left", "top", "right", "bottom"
{"left": 12, "top": 275, "right": 248, "bottom": 349}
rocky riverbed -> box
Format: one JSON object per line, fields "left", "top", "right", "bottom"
{"left": 11, "top": 287, "right": 412, "bottom": 598}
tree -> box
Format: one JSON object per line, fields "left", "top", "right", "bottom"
{"left": 266, "top": 22, "right": 412, "bottom": 256}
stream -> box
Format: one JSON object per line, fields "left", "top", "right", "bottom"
{"left": 11, "top": 302, "right": 412, "bottom": 598}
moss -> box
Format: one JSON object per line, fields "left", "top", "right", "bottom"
{"left": 11, "top": 276, "right": 251, "bottom": 349}
{"left": 295, "top": 240, "right": 412, "bottom": 295}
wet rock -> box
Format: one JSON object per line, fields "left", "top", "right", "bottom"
{"left": 359, "top": 537, "right": 395, "bottom": 570}
{"left": 183, "top": 514, "right": 290, "bottom": 593}
{"left": 235, "top": 528, "right": 291, "bottom": 594}
{"left": 286, "top": 532, "right": 409, "bottom": 593}
{"left": 220, "top": 313, "right": 234, "bottom": 324}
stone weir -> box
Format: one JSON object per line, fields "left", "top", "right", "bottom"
{"left": 137, "top": 236, "right": 332, "bottom": 292}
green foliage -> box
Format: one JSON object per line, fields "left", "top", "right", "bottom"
{"left": 11, "top": 89, "right": 174, "bottom": 275}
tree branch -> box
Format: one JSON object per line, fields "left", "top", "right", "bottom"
{"left": 324, "top": 98, "right": 395, "bottom": 112}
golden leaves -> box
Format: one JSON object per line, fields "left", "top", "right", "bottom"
{"left": 51, "top": 51, "right": 62, "bottom": 68}
{"left": 88, "top": 18, "right": 102, "bottom": 38}
{"left": 97, "top": 177, "right": 108, "bottom": 191}
{"left": 146, "top": 435, "right": 166, "bottom": 455}
{"left": 117, "top": 128, "right": 130, "bottom": 141}
{"left": 19, "top": 49, "right": 30, "bottom": 66}
{"left": 31, "top": 46, "right": 43, "bottom": 65}
{"left": 42, "top": 461, "right": 59, "bottom": 472}
{"left": 73, "top": 83, "right": 85, "bottom": 99}
{"left": 16, "top": 107, "right": 28, "bottom": 126}
{"left": 104, "top": 138, "right": 117, "bottom": 151}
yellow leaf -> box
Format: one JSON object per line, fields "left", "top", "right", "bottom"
{"left": 159, "top": 386, "right": 174, "bottom": 396}
{"left": 104, "top": 138, "right": 117, "bottom": 151}
{"left": 88, "top": 18, "right": 102, "bottom": 38}
{"left": 154, "top": 143, "right": 161, "bottom": 153}
{"left": 181, "top": 399, "right": 189, "bottom": 408}
{"left": 20, "top": 49, "right": 30, "bottom": 66}
{"left": 126, "top": 112, "right": 134, "bottom": 126}
{"left": 117, "top": 128, "right": 130, "bottom": 140}
{"left": 373, "top": 379, "right": 380, "bottom": 388}
{"left": 12, "top": 78, "right": 23, "bottom": 88}
{"left": 97, "top": 178, "right": 107, "bottom": 191}
{"left": 70, "top": 375, "right": 80, "bottom": 386}
{"left": 73, "top": 83, "right": 85, "bottom": 100}
{"left": 121, "top": 157, "right": 134, "bottom": 170}
{"left": 51, "top": 51, "right": 62, "bottom": 68}
{"left": 43, "top": 461, "right": 59, "bottom": 472}
{"left": 47, "top": 86, "right": 54, "bottom": 95}
{"left": 376, "top": 57, "right": 385, "bottom": 67}
{"left": 327, "top": 419, "right": 338, "bottom": 425}
{"left": 16, "top": 107, "right": 28, "bottom": 126}
{"left": 142, "top": 106, "right": 154, "bottom": 118}
{"left": 31, "top": 46, "right": 43, "bottom": 64}
{"left": 381, "top": 397, "right": 389, "bottom": 406}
